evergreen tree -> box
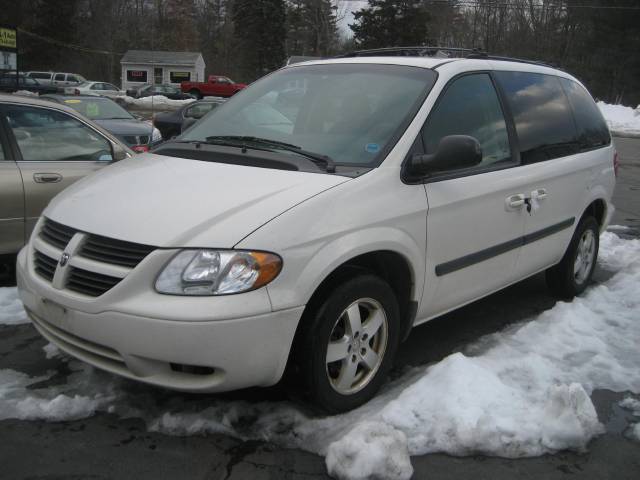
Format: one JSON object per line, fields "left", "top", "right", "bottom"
{"left": 286, "top": 0, "right": 339, "bottom": 56}
{"left": 350, "top": 0, "right": 431, "bottom": 49}
{"left": 232, "top": 0, "right": 287, "bottom": 81}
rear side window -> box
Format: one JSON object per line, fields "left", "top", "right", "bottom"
{"left": 54, "top": 73, "right": 65, "bottom": 81}
{"left": 560, "top": 78, "right": 610, "bottom": 150}
{"left": 422, "top": 73, "right": 512, "bottom": 169}
{"left": 30, "top": 72, "right": 51, "bottom": 80}
{"left": 494, "top": 72, "right": 578, "bottom": 163}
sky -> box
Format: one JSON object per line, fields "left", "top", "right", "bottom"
{"left": 336, "top": 0, "right": 369, "bottom": 36}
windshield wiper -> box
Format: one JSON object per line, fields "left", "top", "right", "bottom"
{"left": 205, "top": 135, "right": 336, "bottom": 173}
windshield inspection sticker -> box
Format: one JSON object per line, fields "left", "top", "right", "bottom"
{"left": 365, "top": 143, "right": 380, "bottom": 154}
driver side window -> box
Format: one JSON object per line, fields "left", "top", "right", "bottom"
{"left": 422, "top": 73, "right": 511, "bottom": 170}
{"left": 5, "top": 105, "right": 112, "bottom": 162}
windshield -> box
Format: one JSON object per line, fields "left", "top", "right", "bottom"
{"left": 61, "top": 98, "right": 134, "bottom": 120}
{"left": 181, "top": 64, "right": 436, "bottom": 166}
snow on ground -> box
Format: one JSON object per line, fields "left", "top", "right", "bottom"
{"left": 620, "top": 397, "right": 640, "bottom": 442}
{"left": 1, "top": 229, "right": 640, "bottom": 480}
{"left": 0, "top": 288, "right": 28, "bottom": 325}
{"left": 120, "top": 95, "right": 195, "bottom": 110}
{"left": 598, "top": 102, "right": 640, "bottom": 136}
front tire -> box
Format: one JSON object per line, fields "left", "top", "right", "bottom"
{"left": 546, "top": 216, "right": 599, "bottom": 299}
{"left": 292, "top": 274, "right": 400, "bottom": 413}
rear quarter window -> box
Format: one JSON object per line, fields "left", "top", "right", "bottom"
{"left": 494, "top": 71, "right": 578, "bottom": 163}
{"left": 559, "top": 78, "right": 611, "bottom": 150}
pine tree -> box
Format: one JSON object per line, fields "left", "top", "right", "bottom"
{"left": 286, "top": 0, "right": 339, "bottom": 56}
{"left": 233, "top": 0, "right": 287, "bottom": 80}
{"left": 350, "top": 0, "right": 431, "bottom": 49}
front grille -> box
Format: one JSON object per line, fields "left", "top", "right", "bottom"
{"left": 35, "top": 217, "right": 157, "bottom": 297}
{"left": 34, "top": 250, "right": 57, "bottom": 281}
{"left": 40, "top": 219, "right": 77, "bottom": 249}
{"left": 66, "top": 267, "right": 123, "bottom": 297}
{"left": 79, "top": 234, "right": 155, "bottom": 268}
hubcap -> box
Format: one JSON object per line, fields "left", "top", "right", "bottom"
{"left": 573, "top": 229, "right": 596, "bottom": 285}
{"left": 325, "top": 298, "right": 388, "bottom": 395}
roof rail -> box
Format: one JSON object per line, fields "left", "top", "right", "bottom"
{"left": 337, "top": 46, "right": 483, "bottom": 59}
{"left": 337, "top": 46, "right": 555, "bottom": 68}
{"left": 466, "top": 52, "right": 554, "bottom": 68}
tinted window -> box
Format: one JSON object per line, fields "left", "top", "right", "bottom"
{"left": 30, "top": 72, "right": 51, "bottom": 80}
{"left": 5, "top": 105, "right": 113, "bottom": 162}
{"left": 495, "top": 72, "right": 578, "bottom": 163}
{"left": 90, "top": 83, "right": 103, "bottom": 90}
{"left": 422, "top": 73, "right": 511, "bottom": 169}
{"left": 54, "top": 73, "right": 65, "bottom": 81}
{"left": 67, "top": 75, "right": 80, "bottom": 83}
{"left": 560, "top": 78, "right": 610, "bottom": 150}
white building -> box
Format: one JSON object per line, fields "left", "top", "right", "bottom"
{"left": 120, "top": 50, "right": 205, "bottom": 91}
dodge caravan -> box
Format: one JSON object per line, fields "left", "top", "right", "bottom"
{"left": 16, "top": 53, "right": 616, "bottom": 412}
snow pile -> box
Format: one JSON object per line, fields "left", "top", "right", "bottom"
{"left": 121, "top": 95, "right": 195, "bottom": 110}
{"left": 0, "top": 366, "right": 117, "bottom": 421}
{"left": 598, "top": 102, "right": 640, "bottom": 136}
{"left": 0, "top": 287, "right": 28, "bottom": 325}
{"left": 1, "top": 229, "right": 640, "bottom": 480}
{"left": 619, "top": 397, "right": 640, "bottom": 442}
{"left": 12, "top": 90, "right": 39, "bottom": 97}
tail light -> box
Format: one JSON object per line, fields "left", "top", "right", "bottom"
{"left": 613, "top": 150, "right": 620, "bottom": 178}
{"left": 132, "top": 145, "right": 149, "bottom": 154}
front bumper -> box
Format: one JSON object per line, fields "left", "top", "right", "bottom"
{"left": 17, "top": 247, "right": 303, "bottom": 393}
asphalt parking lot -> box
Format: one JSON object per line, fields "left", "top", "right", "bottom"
{"left": 0, "top": 137, "right": 639, "bottom": 479}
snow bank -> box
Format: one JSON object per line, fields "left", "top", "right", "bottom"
{"left": 598, "top": 102, "right": 640, "bottom": 137}
{"left": 620, "top": 397, "right": 640, "bottom": 442}
{"left": 1, "top": 229, "right": 640, "bottom": 480}
{"left": 0, "top": 288, "right": 28, "bottom": 325}
{"left": 121, "top": 95, "right": 195, "bottom": 110}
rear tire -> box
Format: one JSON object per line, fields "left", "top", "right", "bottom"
{"left": 546, "top": 216, "right": 599, "bottom": 299}
{"left": 291, "top": 274, "right": 400, "bottom": 413}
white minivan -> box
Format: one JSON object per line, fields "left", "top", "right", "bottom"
{"left": 16, "top": 52, "right": 616, "bottom": 412}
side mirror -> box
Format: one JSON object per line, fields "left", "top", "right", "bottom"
{"left": 111, "top": 142, "right": 131, "bottom": 162}
{"left": 408, "top": 135, "right": 482, "bottom": 177}
{"left": 181, "top": 116, "right": 198, "bottom": 133}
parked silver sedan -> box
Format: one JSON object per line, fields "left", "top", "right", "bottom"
{"left": 0, "top": 94, "right": 132, "bottom": 256}
{"left": 64, "top": 81, "right": 124, "bottom": 99}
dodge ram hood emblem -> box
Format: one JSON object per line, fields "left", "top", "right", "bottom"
{"left": 59, "top": 252, "right": 70, "bottom": 267}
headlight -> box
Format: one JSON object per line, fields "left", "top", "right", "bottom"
{"left": 151, "top": 127, "right": 162, "bottom": 142}
{"left": 155, "top": 249, "right": 282, "bottom": 296}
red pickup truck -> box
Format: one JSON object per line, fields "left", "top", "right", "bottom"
{"left": 181, "top": 75, "right": 247, "bottom": 99}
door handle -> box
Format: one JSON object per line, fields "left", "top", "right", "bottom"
{"left": 33, "top": 173, "right": 63, "bottom": 183}
{"left": 531, "top": 188, "right": 547, "bottom": 200}
{"left": 506, "top": 193, "right": 526, "bottom": 210}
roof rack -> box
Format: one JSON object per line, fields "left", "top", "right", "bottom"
{"left": 337, "top": 46, "right": 554, "bottom": 68}
{"left": 338, "top": 46, "right": 481, "bottom": 58}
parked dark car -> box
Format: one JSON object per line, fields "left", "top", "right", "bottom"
{"left": 42, "top": 95, "right": 162, "bottom": 152}
{"left": 0, "top": 74, "right": 58, "bottom": 95}
{"left": 126, "top": 83, "right": 194, "bottom": 100}
{"left": 153, "top": 97, "right": 225, "bottom": 139}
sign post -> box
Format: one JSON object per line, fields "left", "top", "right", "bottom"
{"left": 0, "top": 25, "right": 18, "bottom": 90}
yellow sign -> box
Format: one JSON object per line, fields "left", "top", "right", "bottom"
{"left": 0, "top": 27, "right": 16, "bottom": 49}
{"left": 64, "top": 99, "right": 82, "bottom": 104}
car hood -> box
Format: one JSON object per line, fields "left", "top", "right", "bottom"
{"left": 44, "top": 153, "right": 350, "bottom": 248}
{"left": 94, "top": 119, "right": 152, "bottom": 136}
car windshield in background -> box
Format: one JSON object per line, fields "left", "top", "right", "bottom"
{"left": 62, "top": 98, "right": 134, "bottom": 120}
{"left": 180, "top": 64, "right": 437, "bottom": 166}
